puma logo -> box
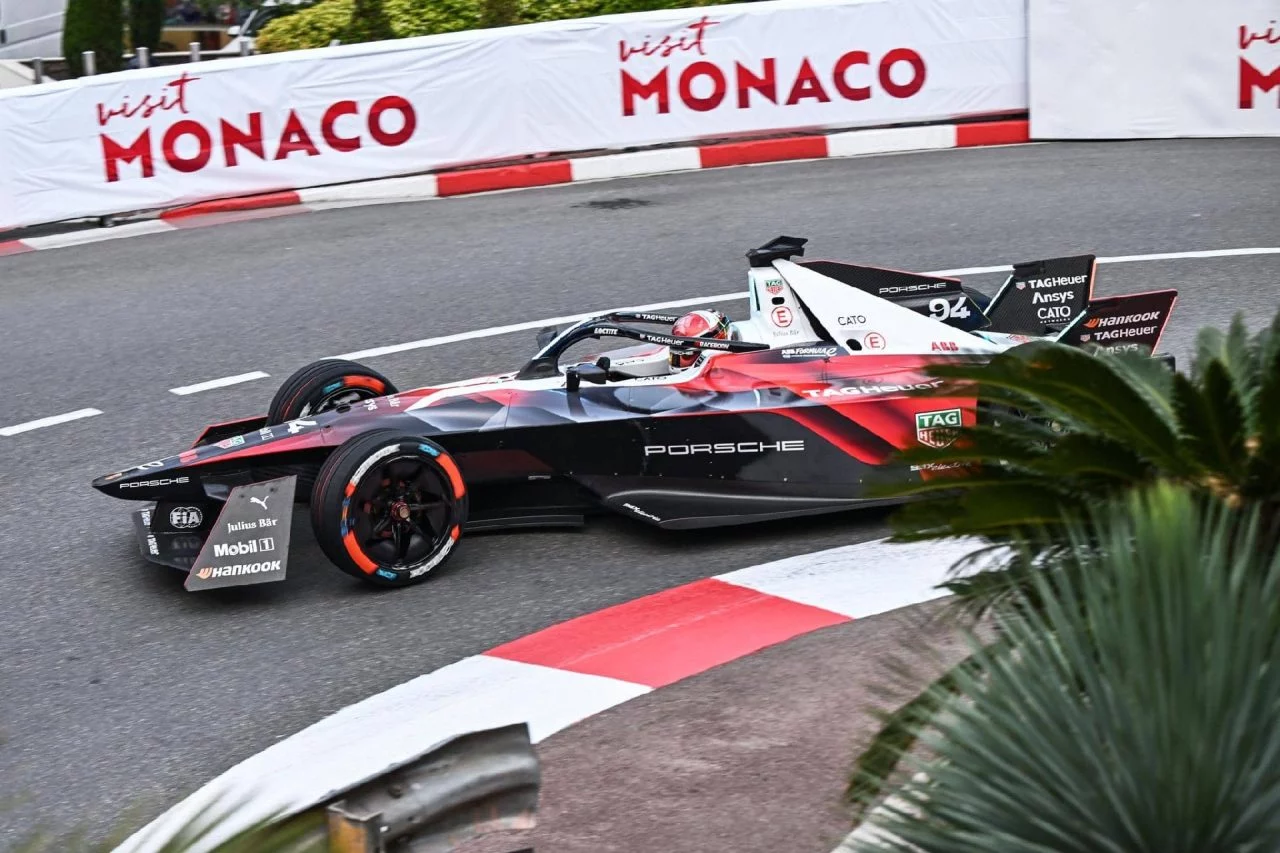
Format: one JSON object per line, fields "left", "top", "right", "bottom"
{"left": 250, "top": 496, "right": 270, "bottom": 511}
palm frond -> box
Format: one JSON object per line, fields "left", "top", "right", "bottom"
{"left": 851, "top": 484, "right": 1280, "bottom": 852}
{"left": 1246, "top": 323, "right": 1280, "bottom": 498}
{"left": 887, "top": 479, "right": 1084, "bottom": 545}
{"left": 917, "top": 343, "right": 1185, "bottom": 472}
{"left": 1172, "top": 361, "right": 1248, "bottom": 494}
{"left": 844, "top": 643, "right": 1001, "bottom": 820}
{"left": 1191, "top": 312, "right": 1250, "bottom": 386}
{"left": 879, "top": 316, "right": 1280, "bottom": 560}
{"left": 1092, "top": 345, "right": 1180, "bottom": 425}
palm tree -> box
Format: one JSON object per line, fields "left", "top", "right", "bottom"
{"left": 847, "top": 484, "right": 1280, "bottom": 851}
{"left": 846, "top": 308, "right": 1280, "bottom": 813}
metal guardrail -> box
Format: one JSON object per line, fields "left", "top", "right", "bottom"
{"left": 127, "top": 723, "right": 540, "bottom": 853}
{"left": 25, "top": 40, "right": 256, "bottom": 83}
{"left": 24, "top": 37, "right": 344, "bottom": 83}
{"left": 323, "top": 723, "right": 540, "bottom": 853}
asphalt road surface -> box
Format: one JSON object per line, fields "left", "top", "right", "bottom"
{"left": 0, "top": 138, "right": 1277, "bottom": 847}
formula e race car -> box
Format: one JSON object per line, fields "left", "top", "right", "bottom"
{"left": 92, "top": 236, "right": 1178, "bottom": 591}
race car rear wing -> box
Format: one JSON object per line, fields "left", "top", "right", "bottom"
{"left": 984, "top": 255, "right": 1095, "bottom": 337}
{"left": 982, "top": 253, "right": 1178, "bottom": 355}
{"left": 1055, "top": 289, "right": 1179, "bottom": 355}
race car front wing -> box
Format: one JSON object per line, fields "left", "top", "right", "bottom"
{"left": 131, "top": 476, "right": 298, "bottom": 591}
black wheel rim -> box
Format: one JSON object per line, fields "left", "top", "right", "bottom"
{"left": 349, "top": 453, "right": 452, "bottom": 570}
{"left": 301, "top": 386, "right": 377, "bottom": 417}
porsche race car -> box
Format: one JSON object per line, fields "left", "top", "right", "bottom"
{"left": 92, "top": 237, "right": 1178, "bottom": 591}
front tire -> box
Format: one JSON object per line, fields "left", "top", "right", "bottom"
{"left": 267, "top": 358, "right": 398, "bottom": 425}
{"left": 310, "top": 430, "right": 468, "bottom": 587}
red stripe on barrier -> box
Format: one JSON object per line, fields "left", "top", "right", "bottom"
{"left": 0, "top": 240, "right": 33, "bottom": 256}
{"left": 955, "top": 119, "right": 1030, "bottom": 148}
{"left": 165, "top": 207, "right": 310, "bottom": 229}
{"left": 487, "top": 578, "right": 849, "bottom": 688}
{"left": 160, "top": 191, "right": 303, "bottom": 220}
{"left": 436, "top": 160, "right": 574, "bottom": 197}
{"left": 698, "top": 135, "right": 829, "bottom": 169}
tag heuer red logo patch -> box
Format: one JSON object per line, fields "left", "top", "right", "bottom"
{"left": 765, "top": 279, "right": 784, "bottom": 295}
{"left": 916, "top": 408, "right": 962, "bottom": 448}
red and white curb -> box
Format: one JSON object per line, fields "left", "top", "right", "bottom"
{"left": 114, "top": 535, "right": 976, "bottom": 853}
{"left": 3, "top": 120, "right": 1029, "bottom": 258}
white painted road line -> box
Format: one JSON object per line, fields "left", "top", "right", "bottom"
{"left": 1100, "top": 247, "right": 1280, "bottom": 264}
{"left": 0, "top": 408, "right": 103, "bottom": 437}
{"left": 169, "top": 371, "right": 270, "bottom": 396}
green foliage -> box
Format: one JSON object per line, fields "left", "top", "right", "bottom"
{"left": 479, "top": 0, "right": 520, "bottom": 27}
{"left": 61, "top": 0, "right": 124, "bottom": 76}
{"left": 346, "top": 0, "right": 395, "bottom": 43}
{"left": 851, "top": 485, "right": 1280, "bottom": 851}
{"left": 127, "top": 0, "right": 166, "bottom": 51}
{"left": 883, "top": 309, "right": 1280, "bottom": 588}
{"left": 10, "top": 795, "right": 325, "bottom": 853}
{"left": 382, "top": 0, "right": 482, "bottom": 39}
{"left": 592, "top": 0, "right": 724, "bottom": 14}
{"left": 255, "top": 0, "right": 353, "bottom": 53}
{"left": 849, "top": 308, "right": 1280, "bottom": 813}
{"left": 514, "top": 0, "right": 604, "bottom": 23}
{"left": 519, "top": 0, "right": 728, "bottom": 20}
{"left": 256, "top": 0, "right": 736, "bottom": 52}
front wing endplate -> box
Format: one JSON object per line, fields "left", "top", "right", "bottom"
{"left": 130, "top": 476, "right": 298, "bottom": 591}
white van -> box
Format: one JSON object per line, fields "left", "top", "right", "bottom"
{"left": 0, "top": 0, "right": 65, "bottom": 59}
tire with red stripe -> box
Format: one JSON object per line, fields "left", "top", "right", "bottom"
{"left": 267, "top": 358, "right": 398, "bottom": 425}
{"left": 311, "top": 430, "right": 468, "bottom": 587}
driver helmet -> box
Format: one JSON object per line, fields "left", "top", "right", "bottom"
{"left": 670, "top": 309, "right": 731, "bottom": 369}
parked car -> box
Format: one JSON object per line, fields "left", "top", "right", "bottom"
{"left": 217, "top": 0, "right": 319, "bottom": 54}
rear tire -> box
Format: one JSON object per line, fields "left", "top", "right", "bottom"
{"left": 267, "top": 359, "right": 397, "bottom": 425}
{"left": 310, "top": 430, "right": 468, "bottom": 587}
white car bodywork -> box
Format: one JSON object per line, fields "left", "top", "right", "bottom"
{"left": 415, "top": 252, "right": 1047, "bottom": 411}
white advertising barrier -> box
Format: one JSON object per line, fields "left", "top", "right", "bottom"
{"left": 1030, "top": 0, "right": 1280, "bottom": 138}
{"left": 0, "top": 0, "right": 1027, "bottom": 231}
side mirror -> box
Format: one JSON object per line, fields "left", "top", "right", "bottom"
{"left": 566, "top": 364, "right": 608, "bottom": 391}
{"left": 578, "top": 364, "right": 609, "bottom": 385}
